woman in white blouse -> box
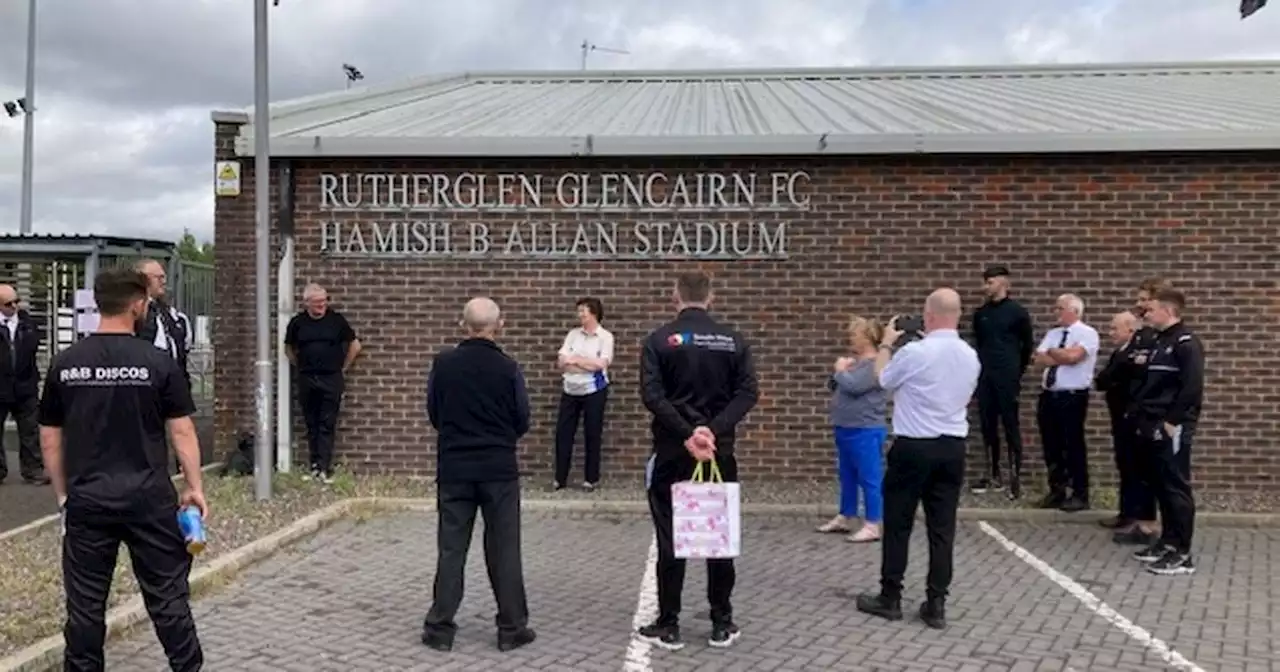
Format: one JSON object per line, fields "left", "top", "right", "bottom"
{"left": 553, "top": 297, "right": 614, "bottom": 492}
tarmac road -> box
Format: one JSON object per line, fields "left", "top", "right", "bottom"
{"left": 0, "top": 414, "right": 217, "bottom": 534}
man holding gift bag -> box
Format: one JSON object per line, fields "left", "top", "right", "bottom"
{"left": 636, "top": 271, "right": 759, "bottom": 652}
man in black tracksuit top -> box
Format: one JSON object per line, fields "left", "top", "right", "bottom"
{"left": 970, "top": 265, "right": 1034, "bottom": 497}
{"left": 1126, "top": 288, "right": 1205, "bottom": 577}
{"left": 636, "top": 271, "right": 759, "bottom": 652}
{"left": 39, "top": 268, "right": 206, "bottom": 671}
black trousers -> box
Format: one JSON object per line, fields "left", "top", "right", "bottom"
{"left": 975, "top": 372, "right": 1023, "bottom": 481}
{"left": 1110, "top": 415, "right": 1157, "bottom": 521}
{"left": 880, "top": 436, "right": 965, "bottom": 602}
{"left": 1036, "top": 390, "right": 1090, "bottom": 499}
{"left": 553, "top": 388, "right": 609, "bottom": 485}
{"left": 424, "top": 479, "right": 530, "bottom": 637}
{"left": 1138, "top": 424, "right": 1197, "bottom": 553}
{"left": 298, "top": 372, "right": 343, "bottom": 473}
{"left": 62, "top": 506, "right": 202, "bottom": 672}
{"left": 0, "top": 395, "right": 42, "bottom": 480}
{"left": 647, "top": 452, "right": 738, "bottom": 627}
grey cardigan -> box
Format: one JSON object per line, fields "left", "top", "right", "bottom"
{"left": 827, "top": 358, "right": 889, "bottom": 429}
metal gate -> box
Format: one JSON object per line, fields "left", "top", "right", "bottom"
{"left": 173, "top": 260, "right": 214, "bottom": 406}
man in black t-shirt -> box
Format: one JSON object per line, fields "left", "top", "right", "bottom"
{"left": 39, "top": 267, "right": 207, "bottom": 672}
{"left": 284, "top": 283, "right": 362, "bottom": 483}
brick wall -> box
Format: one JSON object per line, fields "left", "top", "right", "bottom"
{"left": 213, "top": 120, "right": 1280, "bottom": 491}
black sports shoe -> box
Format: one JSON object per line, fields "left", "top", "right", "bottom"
{"left": 636, "top": 622, "right": 685, "bottom": 651}
{"left": 708, "top": 622, "right": 741, "bottom": 648}
{"left": 1132, "top": 542, "right": 1168, "bottom": 563}
{"left": 1147, "top": 550, "right": 1196, "bottom": 576}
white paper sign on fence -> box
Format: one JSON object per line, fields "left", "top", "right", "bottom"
{"left": 671, "top": 480, "right": 742, "bottom": 559}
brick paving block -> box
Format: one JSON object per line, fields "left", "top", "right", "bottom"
{"left": 97, "top": 513, "right": 1280, "bottom": 671}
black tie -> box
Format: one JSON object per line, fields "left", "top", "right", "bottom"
{"left": 1045, "top": 328, "right": 1069, "bottom": 390}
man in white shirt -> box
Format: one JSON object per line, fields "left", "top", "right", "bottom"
{"left": 552, "top": 297, "right": 614, "bottom": 492}
{"left": 1034, "top": 293, "right": 1100, "bottom": 513}
{"left": 855, "top": 288, "right": 980, "bottom": 631}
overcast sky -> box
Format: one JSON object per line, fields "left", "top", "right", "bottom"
{"left": 0, "top": 0, "right": 1276, "bottom": 245}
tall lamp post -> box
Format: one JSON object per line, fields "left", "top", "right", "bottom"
{"left": 18, "top": 0, "right": 37, "bottom": 234}
{"left": 253, "top": 0, "right": 274, "bottom": 501}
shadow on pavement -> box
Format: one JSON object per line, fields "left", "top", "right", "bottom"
{"left": 0, "top": 414, "right": 216, "bottom": 535}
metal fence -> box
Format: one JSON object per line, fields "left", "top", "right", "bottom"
{"left": 174, "top": 260, "right": 214, "bottom": 408}
{"left": 0, "top": 254, "right": 215, "bottom": 410}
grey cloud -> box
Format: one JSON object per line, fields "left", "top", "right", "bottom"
{"left": 0, "top": 0, "right": 1278, "bottom": 244}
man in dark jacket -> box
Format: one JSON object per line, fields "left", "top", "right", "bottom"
{"left": 133, "top": 259, "right": 190, "bottom": 389}
{"left": 1128, "top": 288, "right": 1205, "bottom": 577}
{"left": 0, "top": 283, "right": 48, "bottom": 484}
{"left": 422, "top": 297, "right": 535, "bottom": 653}
{"left": 635, "top": 271, "right": 759, "bottom": 652}
{"left": 970, "top": 265, "right": 1034, "bottom": 498}
{"left": 1094, "top": 311, "right": 1158, "bottom": 545}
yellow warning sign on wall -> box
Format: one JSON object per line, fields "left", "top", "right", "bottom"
{"left": 215, "top": 160, "right": 242, "bottom": 197}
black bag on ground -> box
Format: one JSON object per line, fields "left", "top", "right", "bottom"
{"left": 220, "top": 432, "right": 257, "bottom": 477}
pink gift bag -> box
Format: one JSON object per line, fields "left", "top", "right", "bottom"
{"left": 671, "top": 460, "right": 742, "bottom": 559}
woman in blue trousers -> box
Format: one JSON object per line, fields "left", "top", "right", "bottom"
{"left": 818, "top": 316, "right": 890, "bottom": 543}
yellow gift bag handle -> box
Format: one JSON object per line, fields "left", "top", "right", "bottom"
{"left": 690, "top": 459, "right": 724, "bottom": 484}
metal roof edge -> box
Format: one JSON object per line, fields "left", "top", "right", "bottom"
{"left": 232, "top": 130, "right": 1280, "bottom": 159}
{"left": 214, "top": 58, "right": 1280, "bottom": 129}
{"left": 212, "top": 110, "right": 250, "bottom": 124}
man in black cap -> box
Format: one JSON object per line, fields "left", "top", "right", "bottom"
{"left": 969, "top": 265, "right": 1034, "bottom": 498}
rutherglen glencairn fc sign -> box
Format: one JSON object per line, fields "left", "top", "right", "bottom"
{"left": 316, "top": 170, "right": 810, "bottom": 261}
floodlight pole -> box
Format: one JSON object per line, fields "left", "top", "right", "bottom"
{"left": 252, "top": 0, "right": 274, "bottom": 501}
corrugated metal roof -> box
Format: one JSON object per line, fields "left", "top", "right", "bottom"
{"left": 214, "top": 61, "right": 1280, "bottom": 157}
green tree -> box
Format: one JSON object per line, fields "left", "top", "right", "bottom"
{"left": 176, "top": 229, "right": 215, "bottom": 264}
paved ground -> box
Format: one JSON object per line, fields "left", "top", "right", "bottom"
{"left": 103, "top": 511, "right": 1278, "bottom": 672}
{"left": 0, "top": 416, "right": 216, "bottom": 533}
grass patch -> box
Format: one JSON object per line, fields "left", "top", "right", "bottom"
{"left": 0, "top": 470, "right": 427, "bottom": 659}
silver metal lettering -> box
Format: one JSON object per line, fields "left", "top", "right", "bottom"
{"left": 386, "top": 174, "right": 409, "bottom": 209}
{"left": 371, "top": 222, "right": 400, "bottom": 253}
{"left": 468, "top": 222, "right": 491, "bottom": 254}
{"left": 320, "top": 221, "right": 342, "bottom": 252}
{"left": 555, "top": 174, "right": 581, "bottom": 208}
{"left": 344, "top": 223, "right": 368, "bottom": 254}
{"left": 320, "top": 174, "right": 340, "bottom": 208}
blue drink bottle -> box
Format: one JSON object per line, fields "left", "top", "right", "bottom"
{"left": 177, "top": 506, "right": 207, "bottom": 555}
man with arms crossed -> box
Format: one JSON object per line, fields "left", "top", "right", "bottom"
{"left": 422, "top": 298, "right": 536, "bottom": 652}
{"left": 855, "top": 288, "right": 980, "bottom": 630}
{"left": 636, "top": 271, "right": 759, "bottom": 651}
{"left": 40, "top": 268, "right": 206, "bottom": 671}
{"left": 1033, "top": 294, "right": 1100, "bottom": 513}
{"left": 1129, "top": 289, "right": 1205, "bottom": 576}
{"left": 970, "top": 265, "right": 1034, "bottom": 498}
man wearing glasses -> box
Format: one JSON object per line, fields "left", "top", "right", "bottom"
{"left": 0, "top": 283, "right": 49, "bottom": 485}
{"left": 133, "top": 259, "right": 191, "bottom": 389}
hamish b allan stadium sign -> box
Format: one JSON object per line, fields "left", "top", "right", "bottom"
{"left": 316, "top": 170, "right": 810, "bottom": 260}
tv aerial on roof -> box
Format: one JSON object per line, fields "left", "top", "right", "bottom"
{"left": 580, "top": 40, "right": 630, "bottom": 70}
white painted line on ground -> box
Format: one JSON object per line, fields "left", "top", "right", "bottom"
{"left": 622, "top": 536, "right": 659, "bottom": 672}
{"left": 978, "top": 521, "right": 1206, "bottom": 672}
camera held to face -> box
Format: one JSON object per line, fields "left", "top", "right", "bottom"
{"left": 892, "top": 314, "right": 925, "bottom": 348}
